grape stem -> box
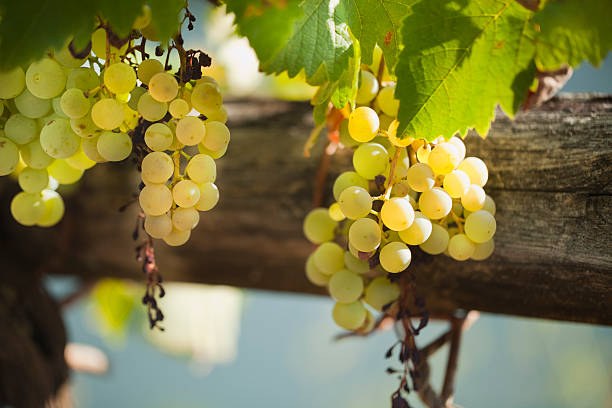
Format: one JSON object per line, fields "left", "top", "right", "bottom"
{"left": 450, "top": 211, "right": 465, "bottom": 233}
{"left": 384, "top": 147, "right": 404, "bottom": 200}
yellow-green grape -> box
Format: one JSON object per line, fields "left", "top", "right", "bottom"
{"left": 142, "top": 123, "right": 172, "bottom": 152}
{"left": 82, "top": 136, "right": 106, "bottom": 163}
{"left": 137, "top": 59, "right": 164, "bottom": 85}
{"left": 141, "top": 152, "right": 174, "bottom": 183}
{"left": 148, "top": 72, "right": 178, "bottom": 102}
{"left": 406, "top": 162, "right": 435, "bottom": 192}
{"left": 355, "top": 70, "right": 379, "bottom": 105}
{"left": 328, "top": 203, "right": 345, "bottom": 221}
{"left": 172, "top": 207, "right": 200, "bottom": 231}
{"left": 54, "top": 42, "right": 87, "bottom": 68}
{"left": 10, "top": 192, "right": 45, "bottom": 226}
{"left": 448, "top": 234, "right": 476, "bottom": 261}
{"left": 195, "top": 182, "right": 219, "bottom": 211}
{"left": 128, "top": 86, "right": 147, "bottom": 111}
{"left": 398, "top": 211, "right": 432, "bottom": 245}
{"left": 25, "top": 58, "right": 66, "bottom": 99}
{"left": 332, "top": 301, "right": 366, "bottom": 331}
{"left": 332, "top": 171, "right": 369, "bottom": 201}
{"left": 176, "top": 116, "right": 205, "bottom": 146}
{"left": 202, "top": 121, "right": 230, "bottom": 151}
{"left": 15, "top": 89, "right": 51, "bottom": 118}
{"left": 91, "top": 98, "right": 124, "bottom": 130}
{"left": 70, "top": 115, "right": 103, "bottom": 139}
{"left": 376, "top": 84, "right": 399, "bottom": 116}
{"left": 186, "top": 153, "right": 216, "bottom": 184}
{"left": 465, "top": 210, "right": 496, "bottom": 243}
{"left": 133, "top": 4, "right": 152, "bottom": 29}
{"left": 482, "top": 194, "right": 496, "bottom": 215}
{"left": 448, "top": 136, "right": 466, "bottom": 161}
{"left": 416, "top": 144, "right": 431, "bottom": 163}
{"left": 97, "top": 131, "right": 132, "bottom": 161}
{"left": 338, "top": 120, "right": 359, "bottom": 148}
{"left": 191, "top": 82, "right": 222, "bottom": 116}
{"left": 163, "top": 228, "right": 191, "bottom": 247}
{"left": 471, "top": 239, "right": 495, "bottom": 260}
{"left": 0, "top": 67, "right": 26, "bottom": 99}
{"left": 379, "top": 241, "right": 412, "bottom": 273}
{"left": 91, "top": 27, "right": 129, "bottom": 58}
{"left": 60, "top": 88, "right": 89, "bottom": 119}
{"left": 349, "top": 217, "right": 381, "bottom": 252}
{"left": 52, "top": 97, "right": 68, "bottom": 118}
{"left": 137, "top": 92, "right": 168, "bottom": 121}
{"left": 66, "top": 68, "right": 99, "bottom": 92}
{"left": 37, "top": 190, "right": 65, "bottom": 227}
{"left": 348, "top": 106, "right": 379, "bottom": 143}
{"left": 18, "top": 167, "right": 48, "bottom": 192}
{"left": 65, "top": 146, "right": 96, "bottom": 170}
{"left": 461, "top": 184, "right": 486, "bottom": 211}
{"left": 20, "top": 139, "right": 54, "bottom": 169}
{"left": 419, "top": 223, "right": 450, "bottom": 255}
{"left": 457, "top": 157, "right": 488, "bottom": 187}
{"left": 38, "top": 114, "right": 63, "bottom": 128}
{"left": 40, "top": 118, "right": 80, "bottom": 159}
{"left": 338, "top": 186, "right": 372, "bottom": 220}
{"left": 5, "top": 114, "right": 38, "bottom": 145}
{"left": 381, "top": 197, "right": 415, "bottom": 231}
{"left": 312, "top": 242, "right": 344, "bottom": 275}
{"left": 204, "top": 105, "right": 228, "bottom": 123}
{"left": 352, "top": 142, "right": 389, "bottom": 180}
{"left": 343, "top": 251, "right": 369, "bottom": 274}
{"left": 443, "top": 169, "right": 471, "bottom": 198}
{"left": 0, "top": 137, "right": 20, "bottom": 175}
{"left": 419, "top": 187, "right": 452, "bottom": 220}
{"left": 329, "top": 269, "right": 364, "bottom": 303}
{"left": 428, "top": 142, "right": 461, "bottom": 175}
{"left": 173, "top": 180, "right": 201, "bottom": 208}
{"left": 452, "top": 201, "right": 463, "bottom": 217}
{"left": 139, "top": 184, "right": 173, "bottom": 216}
{"left": 104, "top": 63, "right": 136, "bottom": 94}
{"left": 144, "top": 213, "right": 173, "bottom": 239}
{"left": 305, "top": 253, "right": 330, "bottom": 286}
{"left": 197, "top": 142, "right": 227, "bottom": 159}
{"left": 364, "top": 276, "right": 400, "bottom": 311}
{"left": 303, "top": 208, "right": 338, "bottom": 244}
{"left": 169, "top": 98, "right": 190, "bottom": 119}
{"left": 48, "top": 159, "right": 83, "bottom": 184}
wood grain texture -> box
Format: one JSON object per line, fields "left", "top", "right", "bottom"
{"left": 0, "top": 94, "right": 610, "bottom": 325}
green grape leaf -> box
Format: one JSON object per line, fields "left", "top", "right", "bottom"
{"left": 148, "top": 0, "right": 191, "bottom": 41}
{"left": 98, "top": 0, "right": 146, "bottom": 37}
{"left": 534, "top": 0, "right": 612, "bottom": 70}
{"left": 396, "top": 0, "right": 537, "bottom": 141}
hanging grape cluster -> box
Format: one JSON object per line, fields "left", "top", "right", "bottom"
{"left": 303, "top": 59, "right": 497, "bottom": 332}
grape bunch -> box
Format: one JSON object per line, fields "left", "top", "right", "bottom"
{"left": 303, "top": 64, "right": 496, "bottom": 332}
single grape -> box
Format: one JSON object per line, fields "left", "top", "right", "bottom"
{"left": 338, "top": 186, "right": 372, "bottom": 219}
{"left": 141, "top": 151, "right": 174, "bottom": 184}
{"left": 464, "top": 210, "right": 496, "bottom": 243}
{"left": 172, "top": 207, "right": 200, "bottom": 231}
{"left": 65, "top": 146, "right": 96, "bottom": 170}
{"left": 144, "top": 214, "right": 173, "bottom": 239}
{"left": 419, "top": 223, "right": 450, "bottom": 255}
{"left": 376, "top": 84, "right": 399, "bottom": 116}
{"left": 343, "top": 251, "right": 369, "bottom": 274}
{"left": 10, "top": 192, "right": 45, "bottom": 226}
{"left": 0, "top": 67, "right": 26, "bottom": 99}
{"left": 406, "top": 162, "right": 435, "bottom": 192}
{"left": 144, "top": 123, "right": 173, "bottom": 152}
{"left": 26, "top": 58, "right": 66, "bottom": 99}
{"left": 91, "top": 27, "right": 129, "bottom": 58}
{"left": 332, "top": 301, "right": 366, "bottom": 330}
{"left": 197, "top": 141, "right": 228, "bottom": 159}
{"left": 82, "top": 136, "right": 107, "bottom": 163}
{"left": 417, "top": 144, "right": 431, "bottom": 163}
{"left": 364, "top": 276, "right": 400, "bottom": 311}
{"left": 39, "top": 118, "right": 80, "bottom": 159}
{"left": 328, "top": 202, "right": 346, "bottom": 221}
{"left": 381, "top": 197, "right": 415, "bottom": 231}
{"left": 398, "top": 211, "right": 432, "bottom": 245}
{"left": 443, "top": 169, "right": 471, "bottom": 198}
{"left": 349, "top": 217, "right": 381, "bottom": 252}
{"left": 471, "top": 239, "right": 495, "bottom": 260}
{"left": 128, "top": 86, "right": 147, "bottom": 111}
{"left": 379, "top": 241, "right": 412, "bottom": 273}
{"left": 70, "top": 115, "right": 103, "bottom": 139}
{"left": 91, "top": 98, "right": 124, "bottom": 130}
{"left": 19, "top": 139, "right": 54, "bottom": 169}
{"left": 137, "top": 92, "right": 168, "bottom": 121}
{"left": 173, "top": 180, "right": 200, "bottom": 208}
{"left": 37, "top": 189, "right": 65, "bottom": 227}
{"left": 457, "top": 157, "right": 488, "bottom": 187}
{"left": 303, "top": 208, "right": 338, "bottom": 244}
{"left": 312, "top": 242, "right": 344, "bottom": 275}
{"left": 52, "top": 97, "right": 68, "bottom": 118}
{"left": 332, "top": 171, "right": 369, "bottom": 201}
{"left": 139, "top": 184, "right": 173, "bottom": 216}
{"left": 97, "top": 131, "right": 132, "bottom": 161}
{"left": 137, "top": 59, "right": 164, "bottom": 85}
{"left": 169, "top": 98, "right": 191, "bottom": 119}
{"left": 482, "top": 194, "right": 496, "bottom": 215}
{"left": 18, "top": 167, "right": 48, "bottom": 192}
{"left": 448, "top": 234, "right": 476, "bottom": 261}
{"left": 186, "top": 154, "right": 216, "bottom": 183}
{"left": 48, "top": 159, "right": 84, "bottom": 184}
{"left": 428, "top": 142, "right": 461, "bottom": 175}
{"left": 0, "top": 137, "right": 21, "bottom": 176}
{"left": 419, "top": 188, "right": 452, "bottom": 220}
{"left": 352, "top": 143, "right": 389, "bottom": 180}
{"left": 5, "top": 114, "right": 38, "bottom": 145}
{"left": 329, "top": 269, "right": 364, "bottom": 303}
{"left": 15, "top": 89, "right": 51, "bottom": 118}
{"left": 176, "top": 116, "right": 206, "bottom": 146}
{"left": 305, "top": 253, "right": 330, "bottom": 286}
{"left": 338, "top": 120, "right": 359, "bottom": 148}
{"left": 163, "top": 228, "right": 191, "bottom": 247}
{"left": 60, "top": 88, "right": 90, "bottom": 119}
{"left": 355, "top": 70, "right": 379, "bottom": 105}
{"left": 148, "top": 72, "right": 178, "bottom": 102}
{"left": 348, "top": 106, "right": 379, "bottom": 143}
{"left": 448, "top": 136, "right": 466, "bottom": 161}
{"left": 104, "top": 63, "right": 137, "bottom": 94}
{"left": 202, "top": 121, "right": 230, "bottom": 151}
{"left": 66, "top": 68, "right": 100, "bottom": 92}
{"left": 461, "top": 184, "right": 486, "bottom": 212}
{"left": 195, "top": 182, "right": 219, "bottom": 211}
{"left": 191, "top": 82, "right": 222, "bottom": 116}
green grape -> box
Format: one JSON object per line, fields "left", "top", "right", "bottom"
{"left": 343, "top": 251, "right": 369, "bottom": 274}
{"left": 457, "top": 157, "right": 488, "bottom": 187}
{"left": 144, "top": 123, "right": 173, "bottom": 152}
{"left": 381, "top": 197, "right": 415, "bottom": 231}
{"left": 137, "top": 59, "right": 164, "bottom": 85}
{"left": 195, "top": 182, "right": 219, "bottom": 211}
{"left": 0, "top": 137, "right": 21, "bottom": 176}
{"left": 461, "top": 184, "right": 486, "bottom": 212}
{"left": 447, "top": 234, "right": 476, "bottom": 261}
{"left": 128, "top": 86, "right": 147, "bottom": 111}
{"left": 379, "top": 241, "right": 412, "bottom": 273}
{"left": 352, "top": 142, "right": 389, "bottom": 180}
{"left": 48, "top": 159, "right": 83, "bottom": 184}
{"left": 26, "top": 58, "right": 66, "bottom": 99}
{"left": 97, "top": 131, "right": 132, "bottom": 161}
{"left": 15, "top": 89, "right": 51, "bottom": 118}
{"left": 65, "top": 146, "right": 96, "bottom": 170}
{"left": 202, "top": 121, "right": 230, "bottom": 151}
{"left": 163, "top": 228, "right": 191, "bottom": 247}
{"left": 471, "top": 239, "right": 495, "bottom": 260}
{"left": 338, "top": 120, "right": 358, "bottom": 148}
{"left": 452, "top": 201, "right": 463, "bottom": 217}
{"left": 205, "top": 105, "right": 228, "bottom": 123}
{"left": 349, "top": 217, "right": 381, "bottom": 253}
{"left": 82, "top": 136, "right": 106, "bottom": 163}
{"left": 139, "top": 184, "right": 173, "bottom": 216}
{"left": 54, "top": 42, "right": 87, "bottom": 68}
{"left": 443, "top": 169, "right": 470, "bottom": 198}
{"left": 37, "top": 189, "right": 65, "bottom": 227}
{"left": 172, "top": 207, "right": 200, "bottom": 231}
{"left": 144, "top": 213, "right": 173, "bottom": 239}
{"left": 364, "top": 276, "right": 400, "bottom": 311}
{"left": 137, "top": 92, "right": 168, "bottom": 121}
{"left": 172, "top": 180, "right": 200, "bottom": 208}
{"left": 448, "top": 136, "right": 466, "bottom": 161}
{"left": 141, "top": 151, "right": 174, "bottom": 183}
{"left": 149, "top": 72, "right": 178, "bottom": 102}
{"left": 169, "top": 98, "right": 190, "bottom": 119}
{"left": 104, "top": 63, "right": 137, "bottom": 94}
{"left": 332, "top": 171, "right": 369, "bottom": 201}
{"left": 428, "top": 142, "right": 461, "bottom": 175}
{"left": 328, "top": 202, "right": 345, "bottom": 221}
{"left": 303, "top": 208, "right": 338, "bottom": 244}
{"left": 10, "top": 192, "right": 45, "bottom": 226}
{"left": 417, "top": 144, "right": 431, "bottom": 163}
{"left": 176, "top": 116, "right": 206, "bottom": 146}
{"left": 38, "top": 113, "right": 63, "bottom": 128}
{"left": 482, "top": 194, "right": 496, "bottom": 215}
{"left": 312, "top": 242, "right": 344, "bottom": 275}
{"left": 18, "top": 167, "right": 48, "bottom": 193}
{"left": 0, "top": 67, "right": 26, "bottom": 99}
{"left": 348, "top": 106, "right": 379, "bottom": 143}
{"left": 5, "top": 114, "right": 38, "bottom": 145}
{"left": 329, "top": 269, "right": 364, "bottom": 303}
{"left": 52, "top": 97, "right": 68, "bottom": 118}
{"left": 60, "top": 88, "right": 90, "bottom": 119}
{"left": 70, "top": 115, "right": 103, "bottom": 139}
{"left": 398, "top": 211, "right": 432, "bottom": 245}
{"left": 91, "top": 27, "right": 129, "bottom": 58}
{"left": 376, "top": 85, "right": 399, "bottom": 117}
{"left": 332, "top": 301, "right": 366, "bottom": 331}
{"left": 191, "top": 82, "right": 222, "bottom": 116}
{"left": 186, "top": 154, "right": 216, "bottom": 183}
{"left": 338, "top": 186, "right": 372, "bottom": 220}
{"left": 66, "top": 68, "right": 99, "bottom": 92}
{"left": 91, "top": 98, "right": 124, "bottom": 130}
{"left": 20, "top": 139, "right": 54, "bottom": 169}
{"left": 40, "top": 118, "right": 80, "bottom": 159}
{"left": 305, "top": 253, "right": 330, "bottom": 286}
{"left": 355, "top": 70, "right": 379, "bottom": 105}
{"left": 464, "top": 210, "right": 496, "bottom": 243}
{"left": 133, "top": 4, "right": 152, "bottom": 29}
{"left": 197, "top": 141, "right": 228, "bottom": 159}
{"left": 419, "top": 188, "right": 452, "bottom": 220}
{"left": 419, "top": 223, "right": 449, "bottom": 255}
